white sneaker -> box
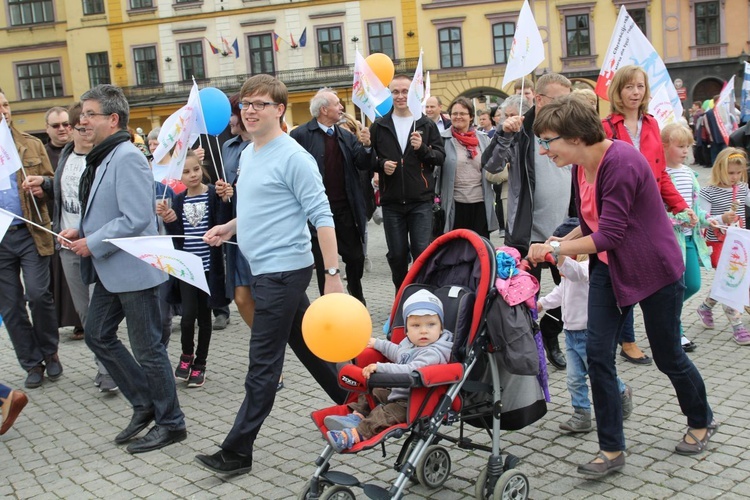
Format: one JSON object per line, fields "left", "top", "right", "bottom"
{"left": 364, "top": 256, "right": 372, "bottom": 273}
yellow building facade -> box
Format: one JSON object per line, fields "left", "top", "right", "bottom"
{"left": 1, "top": 0, "right": 749, "bottom": 137}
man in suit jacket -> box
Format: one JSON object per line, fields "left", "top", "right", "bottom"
{"left": 60, "top": 84, "right": 186, "bottom": 454}
{"left": 290, "top": 88, "right": 372, "bottom": 304}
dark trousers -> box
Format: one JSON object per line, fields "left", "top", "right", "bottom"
{"left": 311, "top": 205, "right": 365, "bottom": 303}
{"left": 349, "top": 388, "right": 407, "bottom": 439}
{"left": 221, "top": 266, "right": 347, "bottom": 456}
{"left": 0, "top": 227, "right": 59, "bottom": 372}
{"left": 492, "top": 184, "right": 504, "bottom": 231}
{"left": 179, "top": 273, "right": 212, "bottom": 366}
{"left": 527, "top": 253, "right": 563, "bottom": 342}
{"left": 453, "top": 201, "right": 490, "bottom": 238}
{"left": 382, "top": 201, "right": 433, "bottom": 291}
{"left": 85, "top": 283, "right": 185, "bottom": 430}
{"left": 587, "top": 264, "right": 712, "bottom": 451}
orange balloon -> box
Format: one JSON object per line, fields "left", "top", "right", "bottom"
{"left": 365, "top": 53, "right": 395, "bottom": 87}
{"left": 302, "top": 293, "right": 372, "bottom": 363}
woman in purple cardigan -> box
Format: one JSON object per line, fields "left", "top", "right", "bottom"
{"left": 528, "top": 95, "right": 716, "bottom": 477}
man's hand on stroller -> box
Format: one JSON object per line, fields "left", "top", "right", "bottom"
{"left": 362, "top": 363, "right": 377, "bottom": 379}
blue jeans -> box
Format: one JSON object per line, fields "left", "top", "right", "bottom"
{"left": 566, "top": 329, "right": 626, "bottom": 411}
{"left": 588, "top": 264, "right": 712, "bottom": 452}
{"left": 85, "top": 282, "right": 185, "bottom": 430}
{"left": 382, "top": 201, "right": 433, "bottom": 290}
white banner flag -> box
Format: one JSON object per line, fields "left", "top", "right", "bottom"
{"left": 710, "top": 226, "right": 750, "bottom": 311}
{"left": 0, "top": 208, "right": 14, "bottom": 241}
{"left": 407, "top": 50, "right": 425, "bottom": 120}
{"left": 106, "top": 236, "right": 210, "bottom": 295}
{"left": 152, "top": 82, "right": 206, "bottom": 183}
{"left": 0, "top": 115, "right": 22, "bottom": 191}
{"left": 501, "top": 0, "right": 545, "bottom": 88}
{"left": 648, "top": 85, "right": 678, "bottom": 129}
{"left": 352, "top": 50, "right": 392, "bottom": 122}
{"left": 596, "top": 6, "right": 683, "bottom": 119}
{"left": 714, "top": 76, "right": 738, "bottom": 145}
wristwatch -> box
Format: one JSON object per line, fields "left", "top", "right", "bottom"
{"left": 549, "top": 241, "right": 561, "bottom": 258}
{"left": 325, "top": 268, "right": 340, "bottom": 276}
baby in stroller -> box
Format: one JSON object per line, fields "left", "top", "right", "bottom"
{"left": 324, "top": 289, "right": 454, "bottom": 452}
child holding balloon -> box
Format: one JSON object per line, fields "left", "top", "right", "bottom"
{"left": 324, "top": 290, "right": 454, "bottom": 452}
{"left": 159, "top": 150, "right": 234, "bottom": 387}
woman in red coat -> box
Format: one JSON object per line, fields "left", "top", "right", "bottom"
{"left": 602, "top": 65, "right": 694, "bottom": 363}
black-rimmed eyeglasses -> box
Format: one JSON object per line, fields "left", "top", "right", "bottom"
{"left": 239, "top": 101, "right": 280, "bottom": 111}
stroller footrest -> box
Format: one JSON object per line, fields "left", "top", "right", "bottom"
{"left": 323, "top": 470, "right": 359, "bottom": 487}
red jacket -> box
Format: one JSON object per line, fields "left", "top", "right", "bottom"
{"left": 602, "top": 113, "right": 687, "bottom": 214}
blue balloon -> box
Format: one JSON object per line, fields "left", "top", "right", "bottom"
{"left": 375, "top": 95, "right": 393, "bottom": 117}
{"left": 199, "top": 87, "right": 231, "bottom": 135}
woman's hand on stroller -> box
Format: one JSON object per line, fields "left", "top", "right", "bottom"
{"left": 362, "top": 363, "right": 377, "bottom": 379}
{"left": 527, "top": 243, "right": 556, "bottom": 266}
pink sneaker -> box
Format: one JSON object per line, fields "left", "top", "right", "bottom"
{"left": 697, "top": 306, "right": 714, "bottom": 328}
{"left": 733, "top": 325, "right": 750, "bottom": 345}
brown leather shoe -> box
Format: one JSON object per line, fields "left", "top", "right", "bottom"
{"left": 1, "top": 390, "right": 29, "bottom": 435}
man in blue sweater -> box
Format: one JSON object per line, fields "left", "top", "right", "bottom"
{"left": 197, "top": 74, "right": 348, "bottom": 475}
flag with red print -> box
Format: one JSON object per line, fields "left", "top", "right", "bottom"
{"left": 0, "top": 115, "right": 22, "bottom": 191}
{"left": 596, "top": 6, "right": 683, "bottom": 118}
{"left": 711, "top": 226, "right": 750, "bottom": 310}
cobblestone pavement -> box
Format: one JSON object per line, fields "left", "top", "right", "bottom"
{"left": 2, "top": 166, "right": 750, "bottom": 499}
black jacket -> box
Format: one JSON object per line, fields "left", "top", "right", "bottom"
{"left": 290, "top": 119, "right": 372, "bottom": 242}
{"left": 370, "top": 111, "right": 445, "bottom": 206}
{"left": 164, "top": 185, "right": 232, "bottom": 308}
{"left": 729, "top": 122, "right": 750, "bottom": 155}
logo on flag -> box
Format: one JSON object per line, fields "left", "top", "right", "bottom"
{"left": 711, "top": 226, "right": 750, "bottom": 310}
{"left": 501, "top": 0, "right": 545, "bottom": 88}
{"left": 352, "top": 50, "right": 393, "bottom": 122}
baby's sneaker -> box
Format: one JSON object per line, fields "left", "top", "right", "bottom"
{"left": 324, "top": 414, "right": 363, "bottom": 431}
{"left": 697, "top": 305, "right": 714, "bottom": 328}
{"left": 325, "top": 428, "right": 359, "bottom": 453}
{"left": 732, "top": 324, "right": 750, "bottom": 346}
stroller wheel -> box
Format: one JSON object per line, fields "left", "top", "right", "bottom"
{"left": 319, "top": 485, "right": 356, "bottom": 500}
{"left": 298, "top": 478, "right": 332, "bottom": 499}
{"left": 415, "top": 445, "right": 451, "bottom": 489}
{"left": 493, "top": 470, "right": 529, "bottom": 500}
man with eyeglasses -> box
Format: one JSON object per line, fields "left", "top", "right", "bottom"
{"left": 370, "top": 74, "right": 445, "bottom": 291}
{"left": 0, "top": 87, "right": 61, "bottom": 389}
{"left": 60, "top": 84, "right": 186, "bottom": 454}
{"left": 197, "top": 75, "right": 347, "bottom": 475}
{"left": 290, "top": 88, "right": 372, "bottom": 305}
{"left": 482, "top": 73, "right": 573, "bottom": 370}
{"left": 44, "top": 106, "right": 72, "bottom": 170}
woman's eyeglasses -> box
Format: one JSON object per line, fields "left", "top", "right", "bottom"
{"left": 537, "top": 136, "right": 562, "bottom": 150}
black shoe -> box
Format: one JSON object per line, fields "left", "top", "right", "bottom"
{"left": 24, "top": 366, "right": 44, "bottom": 389}
{"left": 195, "top": 449, "right": 253, "bottom": 475}
{"left": 544, "top": 337, "right": 566, "bottom": 370}
{"left": 115, "top": 409, "right": 155, "bottom": 444}
{"left": 44, "top": 354, "right": 63, "bottom": 381}
{"left": 126, "top": 425, "right": 187, "bottom": 454}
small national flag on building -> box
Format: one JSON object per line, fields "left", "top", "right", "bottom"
{"left": 273, "top": 32, "right": 281, "bottom": 52}
{"left": 299, "top": 28, "right": 307, "bottom": 47}
{"left": 207, "top": 39, "right": 220, "bottom": 55}
{"left": 221, "top": 36, "right": 233, "bottom": 55}
{"left": 232, "top": 38, "right": 240, "bottom": 59}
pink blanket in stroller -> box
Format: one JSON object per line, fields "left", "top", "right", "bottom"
{"left": 493, "top": 246, "right": 539, "bottom": 308}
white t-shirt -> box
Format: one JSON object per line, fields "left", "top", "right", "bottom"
{"left": 60, "top": 152, "right": 87, "bottom": 231}
{"left": 392, "top": 114, "right": 414, "bottom": 153}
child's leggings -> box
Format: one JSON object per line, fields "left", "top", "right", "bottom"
{"left": 179, "top": 272, "right": 212, "bottom": 366}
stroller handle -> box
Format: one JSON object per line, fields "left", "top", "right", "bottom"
{"left": 518, "top": 252, "right": 556, "bottom": 271}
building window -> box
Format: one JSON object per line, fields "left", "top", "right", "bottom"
{"left": 247, "top": 34, "right": 275, "bottom": 75}
{"left": 179, "top": 41, "right": 205, "bottom": 81}
{"left": 86, "top": 52, "right": 111, "bottom": 87}
{"left": 629, "top": 8, "right": 647, "bottom": 35}
{"left": 129, "top": 0, "right": 152, "bottom": 9}
{"left": 317, "top": 26, "right": 344, "bottom": 68}
{"left": 695, "top": 1, "right": 720, "bottom": 45}
{"left": 8, "top": 0, "right": 54, "bottom": 26}
{"left": 17, "top": 61, "right": 63, "bottom": 100}
{"left": 492, "top": 22, "right": 515, "bottom": 64}
{"left": 367, "top": 21, "right": 395, "bottom": 59}
{"left": 565, "top": 14, "right": 590, "bottom": 57}
{"left": 134, "top": 46, "right": 159, "bottom": 86}
{"left": 82, "top": 0, "right": 104, "bottom": 15}
{"left": 438, "top": 27, "right": 463, "bottom": 68}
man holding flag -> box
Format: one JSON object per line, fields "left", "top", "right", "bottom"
{"left": 60, "top": 84, "right": 186, "bottom": 454}
{"left": 369, "top": 74, "right": 444, "bottom": 290}
{"left": 0, "top": 87, "right": 61, "bottom": 389}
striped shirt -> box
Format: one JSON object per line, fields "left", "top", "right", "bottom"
{"left": 699, "top": 182, "right": 748, "bottom": 241}
{"left": 182, "top": 191, "right": 211, "bottom": 270}
{"left": 666, "top": 165, "right": 696, "bottom": 235}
